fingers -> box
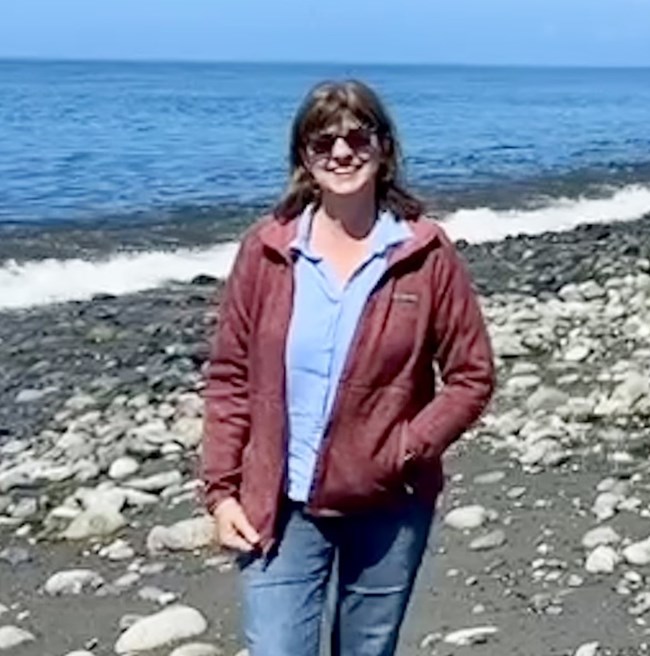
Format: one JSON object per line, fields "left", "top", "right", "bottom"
{"left": 231, "top": 506, "right": 261, "bottom": 547}
{"left": 213, "top": 498, "right": 261, "bottom": 553}
{"left": 220, "top": 527, "right": 256, "bottom": 553}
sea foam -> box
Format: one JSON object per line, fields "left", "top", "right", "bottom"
{"left": 1, "top": 184, "right": 649, "bottom": 311}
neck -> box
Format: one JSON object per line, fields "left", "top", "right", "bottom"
{"left": 316, "top": 187, "right": 377, "bottom": 239}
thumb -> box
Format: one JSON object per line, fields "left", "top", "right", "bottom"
{"left": 232, "top": 506, "right": 261, "bottom": 546}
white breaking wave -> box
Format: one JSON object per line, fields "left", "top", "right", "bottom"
{"left": 1, "top": 184, "right": 649, "bottom": 311}
{"left": 442, "top": 183, "right": 650, "bottom": 243}
{"left": 0, "top": 241, "right": 240, "bottom": 310}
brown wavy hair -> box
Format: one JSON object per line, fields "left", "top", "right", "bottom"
{"left": 273, "top": 79, "right": 424, "bottom": 222}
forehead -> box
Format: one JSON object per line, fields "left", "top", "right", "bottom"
{"left": 319, "top": 114, "right": 365, "bottom": 134}
{"left": 304, "top": 108, "right": 368, "bottom": 138}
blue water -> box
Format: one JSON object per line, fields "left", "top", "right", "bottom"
{"left": 1, "top": 59, "right": 650, "bottom": 227}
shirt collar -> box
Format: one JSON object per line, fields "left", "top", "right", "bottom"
{"left": 290, "top": 204, "right": 412, "bottom": 261}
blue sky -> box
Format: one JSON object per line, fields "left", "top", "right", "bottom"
{"left": 2, "top": 0, "right": 649, "bottom": 67}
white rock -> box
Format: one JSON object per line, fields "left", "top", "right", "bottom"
{"left": 629, "top": 591, "right": 650, "bottom": 616}
{"left": 171, "top": 417, "right": 203, "bottom": 450}
{"left": 15, "top": 388, "right": 48, "bottom": 403}
{"left": 444, "top": 505, "right": 488, "bottom": 531}
{"left": 443, "top": 626, "right": 499, "bottom": 646}
{"left": 0, "top": 625, "right": 36, "bottom": 650}
{"left": 137, "top": 586, "right": 177, "bottom": 606}
{"left": 473, "top": 471, "right": 505, "bottom": 485}
{"left": 469, "top": 529, "right": 506, "bottom": 551}
{"left": 585, "top": 545, "right": 620, "bottom": 574}
{"left": 63, "top": 508, "right": 126, "bottom": 540}
{"left": 175, "top": 393, "right": 204, "bottom": 418}
{"left": 63, "top": 651, "right": 95, "bottom": 656}
{"left": 622, "top": 538, "right": 650, "bottom": 566}
{"left": 574, "top": 641, "right": 600, "bottom": 656}
{"left": 519, "top": 438, "right": 567, "bottom": 467}
{"left": 65, "top": 393, "right": 97, "bottom": 411}
{"left": 114, "top": 605, "right": 207, "bottom": 654}
{"left": 109, "top": 457, "right": 140, "bottom": 481}
{"left": 125, "top": 471, "right": 183, "bottom": 493}
{"left": 129, "top": 420, "right": 174, "bottom": 445}
{"left": 592, "top": 491, "right": 624, "bottom": 522}
{"left": 564, "top": 343, "right": 592, "bottom": 362}
{"left": 100, "top": 538, "right": 135, "bottom": 561}
{"left": 169, "top": 644, "right": 221, "bottom": 656}
{"left": 44, "top": 569, "right": 105, "bottom": 595}
{"left": 526, "top": 387, "right": 569, "bottom": 413}
{"left": 75, "top": 487, "right": 126, "bottom": 513}
{"left": 113, "top": 572, "right": 141, "bottom": 590}
{"left": 581, "top": 526, "right": 621, "bottom": 550}
{"left": 146, "top": 516, "right": 214, "bottom": 553}
{"left": 494, "top": 333, "right": 529, "bottom": 358}
{"left": 0, "top": 604, "right": 8, "bottom": 617}
{"left": 121, "top": 488, "right": 159, "bottom": 507}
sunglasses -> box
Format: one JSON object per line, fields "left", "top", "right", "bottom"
{"left": 306, "top": 127, "right": 377, "bottom": 156}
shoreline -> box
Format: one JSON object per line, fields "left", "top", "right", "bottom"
{"left": 1, "top": 213, "right": 650, "bottom": 655}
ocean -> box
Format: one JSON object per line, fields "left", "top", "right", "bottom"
{"left": 1, "top": 59, "right": 650, "bottom": 309}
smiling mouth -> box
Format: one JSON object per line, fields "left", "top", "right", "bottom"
{"left": 328, "top": 164, "right": 363, "bottom": 175}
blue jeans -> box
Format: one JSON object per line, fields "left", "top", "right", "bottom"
{"left": 238, "top": 498, "right": 434, "bottom": 656}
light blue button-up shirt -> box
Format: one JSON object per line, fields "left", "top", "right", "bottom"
{"left": 285, "top": 206, "right": 412, "bottom": 502}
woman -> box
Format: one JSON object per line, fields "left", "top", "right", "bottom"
{"left": 201, "top": 79, "right": 495, "bottom": 656}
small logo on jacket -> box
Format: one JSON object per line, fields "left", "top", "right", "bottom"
{"left": 392, "top": 292, "right": 419, "bottom": 304}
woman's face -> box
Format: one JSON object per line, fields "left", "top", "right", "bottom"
{"left": 303, "top": 114, "right": 382, "bottom": 198}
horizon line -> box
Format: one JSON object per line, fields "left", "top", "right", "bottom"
{"left": 1, "top": 54, "right": 650, "bottom": 71}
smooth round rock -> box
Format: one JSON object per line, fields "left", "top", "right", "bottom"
{"left": 0, "top": 625, "right": 36, "bottom": 650}
{"left": 444, "top": 505, "right": 488, "bottom": 531}
{"left": 114, "top": 605, "right": 207, "bottom": 654}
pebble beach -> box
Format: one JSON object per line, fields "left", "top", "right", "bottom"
{"left": 1, "top": 212, "right": 650, "bottom": 656}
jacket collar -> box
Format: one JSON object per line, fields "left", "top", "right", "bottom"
{"left": 258, "top": 212, "right": 447, "bottom": 268}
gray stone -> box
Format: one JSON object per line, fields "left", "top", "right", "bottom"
{"left": 137, "top": 586, "right": 177, "bottom": 606}
{"left": 147, "top": 516, "right": 214, "bottom": 553}
{"left": 469, "top": 529, "right": 506, "bottom": 551}
{"left": 525, "top": 386, "right": 570, "bottom": 413}
{"left": 44, "top": 569, "right": 105, "bottom": 595}
{"left": 63, "top": 508, "right": 126, "bottom": 540}
{"left": 581, "top": 526, "right": 621, "bottom": 550}
{"left": 443, "top": 626, "right": 499, "bottom": 646}
{"left": 114, "top": 605, "right": 207, "bottom": 654}
{"left": 9, "top": 497, "right": 37, "bottom": 519}
{"left": 574, "top": 641, "right": 600, "bottom": 656}
{"left": 172, "top": 417, "right": 203, "bottom": 450}
{"left": 0, "top": 625, "right": 36, "bottom": 650}
{"left": 169, "top": 643, "right": 222, "bottom": 656}
{"left": 0, "top": 547, "right": 31, "bottom": 566}
{"left": 585, "top": 546, "right": 619, "bottom": 574}
{"left": 622, "top": 538, "right": 650, "bottom": 566}
{"left": 473, "top": 471, "right": 505, "bottom": 485}
{"left": 99, "top": 539, "right": 135, "bottom": 561}
{"left": 15, "top": 388, "right": 48, "bottom": 403}
{"left": 125, "top": 471, "right": 183, "bottom": 493}
{"left": 444, "top": 506, "right": 488, "bottom": 531}
{"left": 108, "top": 457, "right": 140, "bottom": 481}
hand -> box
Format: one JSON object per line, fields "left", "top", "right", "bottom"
{"left": 212, "top": 497, "right": 261, "bottom": 553}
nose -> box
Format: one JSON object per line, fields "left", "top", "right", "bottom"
{"left": 330, "top": 135, "right": 354, "bottom": 161}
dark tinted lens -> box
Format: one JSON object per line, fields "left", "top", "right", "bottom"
{"left": 308, "top": 133, "right": 336, "bottom": 155}
{"left": 344, "top": 128, "right": 373, "bottom": 151}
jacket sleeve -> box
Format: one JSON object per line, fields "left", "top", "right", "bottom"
{"left": 405, "top": 234, "right": 496, "bottom": 462}
{"left": 200, "top": 231, "right": 258, "bottom": 513}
